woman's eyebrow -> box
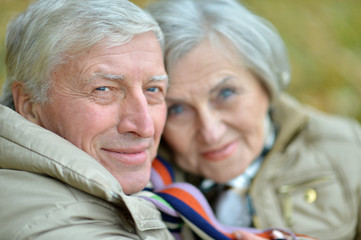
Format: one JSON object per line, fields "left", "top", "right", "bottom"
{"left": 209, "top": 76, "right": 234, "bottom": 94}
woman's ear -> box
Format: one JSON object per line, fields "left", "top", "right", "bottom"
{"left": 11, "top": 82, "right": 42, "bottom": 125}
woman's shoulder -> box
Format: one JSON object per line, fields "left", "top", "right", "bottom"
{"left": 273, "top": 94, "right": 361, "bottom": 175}
{"left": 275, "top": 93, "right": 361, "bottom": 145}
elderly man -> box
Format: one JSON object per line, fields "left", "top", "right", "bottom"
{"left": 0, "top": 0, "right": 172, "bottom": 239}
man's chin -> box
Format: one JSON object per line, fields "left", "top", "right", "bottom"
{"left": 117, "top": 169, "right": 152, "bottom": 195}
{"left": 122, "top": 181, "right": 149, "bottom": 195}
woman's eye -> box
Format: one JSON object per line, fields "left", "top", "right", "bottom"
{"left": 95, "top": 86, "right": 110, "bottom": 91}
{"left": 219, "top": 88, "right": 235, "bottom": 99}
{"left": 168, "top": 104, "right": 184, "bottom": 115}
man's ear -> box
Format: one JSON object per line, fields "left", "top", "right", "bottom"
{"left": 12, "top": 82, "right": 42, "bottom": 125}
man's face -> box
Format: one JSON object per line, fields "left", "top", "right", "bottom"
{"left": 32, "top": 32, "right": 168, "bottom": 194}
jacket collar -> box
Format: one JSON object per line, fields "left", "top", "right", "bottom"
{"left": 270, "top": 94, "right": 310, "bottom": 153}
{"left": 0, "top": 105, "right": 123, "bottom": 201}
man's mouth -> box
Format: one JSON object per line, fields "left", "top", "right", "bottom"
{"left": 101, "top": 146, "right": 149, "bottom": 165}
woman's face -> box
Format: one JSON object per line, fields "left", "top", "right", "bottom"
{"left": 163, "top": 40, "right": 270, "bottom": 183}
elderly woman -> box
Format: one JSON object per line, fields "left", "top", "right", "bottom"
{"left": 147, "top": 0, "right": 361, "bottom": 239}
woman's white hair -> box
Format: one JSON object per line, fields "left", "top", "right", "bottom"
{"left": 147, "top": 0, "right": 290, "bottom": 100}
{"left": 0, "top": 0, "right": 163, "bottom": 109}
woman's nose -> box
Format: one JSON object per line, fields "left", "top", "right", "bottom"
{"left": 196, "top": 107, "right": 226, "bottom": 144}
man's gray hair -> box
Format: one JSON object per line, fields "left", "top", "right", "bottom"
{"left": 147, "top": 0, "right": 290, "bottom": 100}
{"left": 0, "top": 0, "right": 163, "bottom": 109}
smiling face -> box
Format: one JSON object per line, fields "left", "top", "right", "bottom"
{"left": 30, "top": 32, "right": 168, "bottom": 194}
{"left": 163, "top": 40, "right": 270, "bottom": 183}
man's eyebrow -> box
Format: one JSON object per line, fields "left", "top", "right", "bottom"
{"left": 89, "top": 73, "right": 168, "bottom": 81}
{"left": 85, "top": 73, "right": 124, "bottom": 84}
{"left": 150, "top": 74, "right": 169, "bottom": 86}
{"left": 150, "top": 74, "right": 168, "bottom": 81}
{"left": 93, "top": 73, "right": 125, "bottom": 81}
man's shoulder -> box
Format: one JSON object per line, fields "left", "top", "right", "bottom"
{"left": 0, "top": 169, "right": 123, "bottom": 239}
{"left": 0, "top": 168, "right": 108, "bottom": 203}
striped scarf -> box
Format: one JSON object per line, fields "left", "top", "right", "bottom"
{"left": 139, "top": 156, "right": 317, "bottom": 240}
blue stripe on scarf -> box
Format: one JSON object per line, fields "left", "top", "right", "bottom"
{"left": 158, "top": 192, "right": 232, "bottom": 240}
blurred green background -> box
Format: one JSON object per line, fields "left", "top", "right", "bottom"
{"left": 1, "top": 0, "right": 360, "bottom": 121}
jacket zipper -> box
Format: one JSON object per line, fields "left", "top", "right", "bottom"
{"left": 277, "top": 176, "right": 329, "bottom": 227}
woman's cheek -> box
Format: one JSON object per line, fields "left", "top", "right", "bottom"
{"left": 165, "top": 132, "right": 187, "bottom": 154}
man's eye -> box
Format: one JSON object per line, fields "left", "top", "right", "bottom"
{"left": 168, "top": 104, "right": 184, "bottom": 115}
{"left": 95, "top": 86, "right": 110, "bottom": 91}
{"left": 146, "top": 87, "right": 160, "bottom": 93}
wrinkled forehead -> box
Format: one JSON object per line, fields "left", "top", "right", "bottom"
{"left": 168, "top": 40, "right": 243, "bottom": 84}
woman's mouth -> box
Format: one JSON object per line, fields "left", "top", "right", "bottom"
{"left": 201, "top": 140, "right": 238, "bottom": 161}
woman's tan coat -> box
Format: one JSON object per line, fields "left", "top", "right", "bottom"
{"left": 0, "top": 105, "right": 174, "bottom": 240}
{"left": 250, "top": 94, "right": 361, "bottom": 240}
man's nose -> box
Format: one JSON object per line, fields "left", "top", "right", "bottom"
{"left": 196, "top": 107, "right": 226, "bottom": 144}
{"left": 117, "top": 91, "right": 155, "bottom": 138}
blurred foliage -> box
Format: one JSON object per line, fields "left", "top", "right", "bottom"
{"left": 0, "top": 0, "right": 360, "bottom": 121}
